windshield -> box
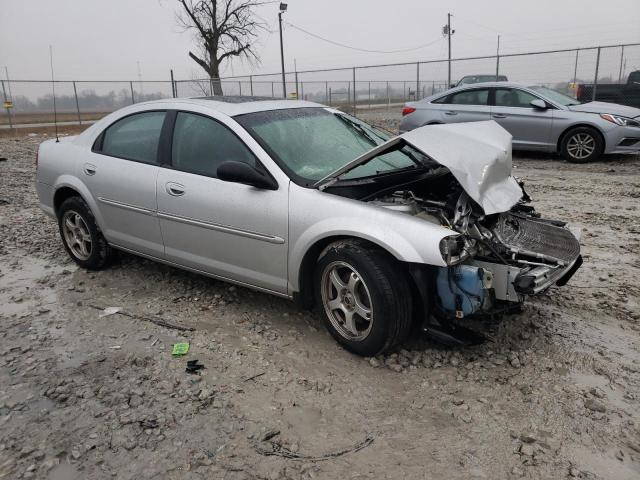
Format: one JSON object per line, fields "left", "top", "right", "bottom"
{"left": 236, "top": 107, "right": 430, "bottom": 184}
{"left": 528, "top": 86, "right": 581, "bottom": 106}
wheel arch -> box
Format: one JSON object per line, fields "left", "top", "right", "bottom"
{"left": 292, "top": 235, "right": 424, "bottom": 310}
{"left": 51, "top": 176, "right": 106, "bottom": 231}
{"left": 556, "top": 123, "right": 606, "bottom": 153}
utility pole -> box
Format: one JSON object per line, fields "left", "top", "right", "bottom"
{"left": 443, "top": 13, "right": 455, "bottom": 87}
{"left": 278, "top": 3, "right": 288, "bottom": 99}
{"left": 495, "top": 35, "right": 500, "bottom": 81}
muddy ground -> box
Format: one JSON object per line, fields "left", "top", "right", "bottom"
{"left": 1, "top": 130, "right": 639, "bottom": 480}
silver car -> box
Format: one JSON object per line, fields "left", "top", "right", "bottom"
{"left": 36, "top": 98, "right": 582, "bottom": 355}
{"left": 400, "top": 82, "right": 640, "bottom": 162}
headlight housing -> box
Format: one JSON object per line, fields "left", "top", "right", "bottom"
{"left": 600, "top": 113, "right": 640, "bottom": 128}
{"left": 439, "top": 235, "right": 472, "bottom": 265}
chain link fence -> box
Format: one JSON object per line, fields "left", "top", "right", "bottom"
{"left": 2, "top": 43, "right": 639, "bottom": 129}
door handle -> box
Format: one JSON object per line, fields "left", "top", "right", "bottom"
{"left": 492, "top": 113, "right": 507, "bottom": 118}
{"left": 165, "top": 182, "right": 185, "bottom": 196}
{"left": 444, "top": 111, "right": 458, "bottom": 115}
{"left": 83, "top": 163, "right": 97, "bottom": 176}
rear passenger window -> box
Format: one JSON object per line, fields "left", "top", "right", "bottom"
{"left": 171, "top": 112, "right": 256, "bottom": 178}
{"left": 99, "top": 111, "right": 165, "bottom": 164}
{"left": 445, "top": 89, "right": 489, "bottom": 105}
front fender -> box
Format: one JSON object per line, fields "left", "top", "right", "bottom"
{"left": 287, "top": 187, "right": 452, "bottom": 293}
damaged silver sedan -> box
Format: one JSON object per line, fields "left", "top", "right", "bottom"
{"left": 35, "top": 98, "right": 582, "bottom": 356}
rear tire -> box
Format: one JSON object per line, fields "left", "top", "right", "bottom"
{"left": 560, "top": 126, "right": 603, "bottom": 163}
{"left": 314, "top": 240, "right": 413, "bottom": 356}
{"left": 57, "top": 196, "right": 114, "bottom": 270}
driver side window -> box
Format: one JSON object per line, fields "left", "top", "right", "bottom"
{"left": 494, "top": 88, "right": 538, "bottom": 108}
{"left": 171, "top": 112, "right": 256, "bottom": 178}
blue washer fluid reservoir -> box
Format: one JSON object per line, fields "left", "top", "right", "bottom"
{"left": 436, "top": 265, "right": 493, "bottom": 318}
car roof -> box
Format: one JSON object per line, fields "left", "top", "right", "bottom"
{"left": 451, "top": 81, "right": 532, "bottom": 89}
{"left": 132, "top": 96, "right": 325, "bottom": 117}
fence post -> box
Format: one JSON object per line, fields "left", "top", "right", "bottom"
{"left": 295, "top": 71, "right": 299, "bottom": 99}
{"left": 1, "top": 80, "right": 13, "bottom": 130}
{"left": 325, "top": 81, "right": 328, "bottom": 104}
{"left": 129, "top": 81, "right": 135, "bottom": 104}
{"left": 239, "top": 81, "right": 242, "bottom": 96}
{"left": 347, "top": 82, "right": 351, "bottom": 112}
{"left": 386, "top": 81, "right": 390, "bottom": 110}
{"left": 250, "top": 75, "right": 253, "bottom": 96}
{"left": 301, "top": 81, "right": 304, "bottom": 100}
{"left": 592, "top": 47, "right": 601, "bottom": 101}
{"left": 618, "top": 46, "right": 625, "bottom": 82}
{"left": 352, "top": 67, "right": 356, "bottom": 115}
{"left": 271, "top": 82, "right": 274, "bottom": 98}
{"left": 416, "top": 62, "right": 420, "bottom": 101}
{"left": 170, "top": 70, "right": 176, "bottom": 98}
{"left": 329, "top": 87, "right": 332, "bottom": 106}
{"left": 368, "top": 81, "right": 371, "bottom": 109}
{"left": 72, "top": 81, "right": 82, "bottom": 125}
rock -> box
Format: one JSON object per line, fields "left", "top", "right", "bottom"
{"left": 452, "top": 398, "right": 464, "bottom": 406}
{"left": 368, "top": 357, "right": 380, "bottom": 368}
{"left": 569, "top": 467, "right": 580, "bottom": 477}
{"left": 519, "top": 444, "right": 534, "bottom": 456}
{"left": 584, "top": 398, "right": 606, "bottom": 413}
{"left": 519, "top": 434, "right": 536, "bottom": 444}
{"left": 129, "top": 395, "right": 143, "bottom": 408}
{"left": 590, "top": 387, "right": 606, "bottom": 399}
{"left": 389, "top": 364, "right": 404, "bottom": 373}
{"left": 71, "top": 449, "right": 82, "bottom": 460}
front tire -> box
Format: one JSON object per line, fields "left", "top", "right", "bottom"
{"left": 561, "top": 127, "right": 603, "bottom": 163}
{"left": 57, "top": 196, "right": 114, "bottom": 270}
{"left": 314, "top": 240, "right": 413, "bottom": 356}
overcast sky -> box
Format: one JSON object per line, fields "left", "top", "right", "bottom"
{"left": 1, "top": 0, "right": 639, "bottom": 82}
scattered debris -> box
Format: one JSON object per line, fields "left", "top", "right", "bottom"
{"left": 98, "top": 306, "right": 122, "bottom": 317}
{"left": 243, "top": 371, "right": 265, "bottom": 382}
{"left": 256, "top": 435, "right": 374, "bottom": 461}
{"left": 89, "top": 303, "right": 194, "bottom": 331}
{"left": 172, "top": 342, "right": 190, "bottom": 356}
{"left": 185, "top": 359, "right": 205, "bottom": 374}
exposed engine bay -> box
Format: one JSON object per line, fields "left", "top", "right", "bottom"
{"left": 366, "top": 176, "right": 582, "bottom": 319}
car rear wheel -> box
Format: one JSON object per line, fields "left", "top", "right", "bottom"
{"left": 561, "top": 127, "right": 603, "bottom": 163}
{"left": 314, "top": 240, "right": 413, "bottom": 356}
{"left": 58, "top": 196, "right": 114, "bottom": 270}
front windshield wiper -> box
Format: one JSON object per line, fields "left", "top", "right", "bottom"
{"left": 334, "top": 113, "right": 383, "bottom": 147}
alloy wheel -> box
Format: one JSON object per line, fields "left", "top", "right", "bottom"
{"left": 61, "top": 210, "right": 92, "bottom": 261}
{"left": 321, "top": 261, "right": 373, "bottom": 341}
{"left": 566, "top": 133, "right": 595, "bottom": 160}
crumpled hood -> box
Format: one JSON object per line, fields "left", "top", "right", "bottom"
{"left": 400, "top": 121, "right": 522, "bottom": 214}
{"left": 317, "top": 120, "right": 522, "bottom": 215}
{"left": 568, "top": 101, "right": 640, "bottom": 118}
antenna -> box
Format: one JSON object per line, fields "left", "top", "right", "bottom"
{"left": 49, "top": 45, "right": 59, "bottom": 142}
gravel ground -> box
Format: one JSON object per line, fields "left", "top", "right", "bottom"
{"left": 1, "top": 132, "right": 639, "bottom": 480}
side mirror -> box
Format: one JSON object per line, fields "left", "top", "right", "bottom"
{"left": 217, "top": 161, "right": 278, "bottom": 190}
{"left": 530, "top": 99, "right": 547, "bottom": 110}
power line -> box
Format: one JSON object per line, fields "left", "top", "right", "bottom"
{"left": 283, "top": 21, "right": 443, "bottom": 54}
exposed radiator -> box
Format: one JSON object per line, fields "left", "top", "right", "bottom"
{"left": 493, "top": 214, "right": 580, "bottom": 264}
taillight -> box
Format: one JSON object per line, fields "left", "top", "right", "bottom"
{"left": 402, "top": 106, "right": 416, "bottom": 116}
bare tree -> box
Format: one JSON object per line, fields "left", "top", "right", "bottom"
{"left": 177, "top": 0, "right": 267, "bottom": 96}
